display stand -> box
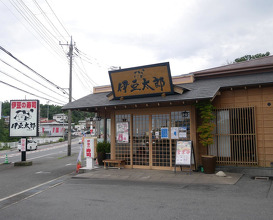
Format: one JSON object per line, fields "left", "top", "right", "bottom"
{"left": 174, "top": 140, "right": 195, "bottom": 174}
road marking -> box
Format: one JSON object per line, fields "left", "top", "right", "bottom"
{"left": 65, "top": 163, "right": 75, "bottom": 166}
{"left": 0, "top": 173, "right": 74, "bottom": 210}
{"left": 35, "top": 171, "right": 51, "bottom": 174}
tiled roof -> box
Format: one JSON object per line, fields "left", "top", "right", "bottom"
{"left": 62, "top": 71, "right": 273, "bottom": 110}
{"left": 193, "top": 55, "right": 273, "bottom": 77}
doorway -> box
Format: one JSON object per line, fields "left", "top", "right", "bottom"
{"left": 133, "top": 115, "right": 149, "bottom": 167}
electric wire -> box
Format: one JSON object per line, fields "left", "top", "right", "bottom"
{"left": 16, "top": 0, "right": 66, "bottom": 56}
{"left": 0, "top": 58, "right": 69, "bottom": 99}
{"left": 0, "top": 0, "right": 56, "bottom": 57}
{"left": 0, "top": 45, "right": 71, "bottom": 98}
{"left": 32, "top": 0, "right": 67, "bottom": 42}
{"left": 10, "top": 0, "right": 66, "bottom": 59}
{"left": 0, "top": 69, "right": 66, "bottom": 104}
{"left": 0, "top": 80, "right": 65, "bottom": 105}
{"left": 44, "top": 0, "right": 70, "bottom": 37}
{"left": 74, "top": 58, "right": 97, "bottom": 87}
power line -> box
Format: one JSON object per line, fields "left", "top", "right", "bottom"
{"left": 0, "top": 58, "right": 69, "bottom": 99}
{"left": 10, "top": 0, "right": 66, "bottom": 59}
{"left": 32, "top": 0, "right": 67, "bottom": 42}
{"left": 44, "top": 0, "right": 70, "bottom": 37}
{"left": 0, "top": 45, "right": 71, "bottom": 97}
{"left": 0, "top": 80, "right": 65, "bottom": 105}
{"left": 0, "top": 69, "right": 66, "bottom": 104}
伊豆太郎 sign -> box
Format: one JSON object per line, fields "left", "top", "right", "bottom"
{"left": 109, "top": 62, "right": 173, "bottom": 99}
{"left": 9, "top": 100, "right": 39, "bottom": 137}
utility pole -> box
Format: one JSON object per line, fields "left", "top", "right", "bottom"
{"left": 60, "top": 36, "right": 74, "bottom": 156}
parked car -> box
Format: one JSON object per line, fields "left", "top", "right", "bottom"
{"left": 18, "top": 139, "right": 38, "bottom": 151}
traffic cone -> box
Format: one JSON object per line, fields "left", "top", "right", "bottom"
{"left": 4, "top": 154, "right": 9, "bottom": 164}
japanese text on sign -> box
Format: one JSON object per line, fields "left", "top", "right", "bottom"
{"left": 9, "top": 100, "right": 39, "bottom": 137}
{"left": 109, "top": 62, "right": 173, "bottom": 99}
{"left": 84, "top": 137, "right": 95, "bottom": 158}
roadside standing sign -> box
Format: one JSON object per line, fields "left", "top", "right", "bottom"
{"left": 9, "top": 100, "right": 39, "bottom": 162}
{"left": 175, "top": 140, "right": 195, "bottom": 174}
{"left": 84, "top": 137, "right": 96, "bottom": 169}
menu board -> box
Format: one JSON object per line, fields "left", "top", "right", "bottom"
{"left": 175, "top": 141, "right": 193, "bottom": 165}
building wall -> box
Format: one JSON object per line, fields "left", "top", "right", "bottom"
{"left": 213, "top": 86, "right": 273, "bottom": 167}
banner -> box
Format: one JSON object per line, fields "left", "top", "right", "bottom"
{"left": 76, "top": 136, "right": 84, "bottom": 173}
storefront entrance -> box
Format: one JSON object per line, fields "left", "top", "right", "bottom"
{"left": 133, "top": 115, "right": 149, "bottom": 167}
{"left": 115, "top": 108, "right": 191, "bottom": 170}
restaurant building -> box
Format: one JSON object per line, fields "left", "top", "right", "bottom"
{"left": 62, "top": 57, "right": 273, "bottom": 170}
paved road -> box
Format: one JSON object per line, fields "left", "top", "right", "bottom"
{"left": 0, "top": 140, "right": 273, "bottom": 219}
{"left": 0, "top": 169, "right": 272, "bottom": 219}
{"left": 0, "top": 139, "right": 80, "bottom": 200}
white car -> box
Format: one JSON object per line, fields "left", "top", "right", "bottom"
{"left": 18, "top": 139, "right": 38, "bottom": 151}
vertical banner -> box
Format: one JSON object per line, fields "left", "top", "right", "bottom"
{"left": 84, "top": 137, "right": 95, "bottom": 158}
{"left": 21, "top": 138, "right": 26, "bottom": 152}
{"left": 116, "top": 122, "right": 129, "bottom": 143}
{"left": 76, "top": 135, "right": 84, "bottom": 173}
{"left": 9, "top": 100, "right": 39, "bottom": 137}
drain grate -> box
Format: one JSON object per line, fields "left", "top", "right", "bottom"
{"left": 254, "top": 176, "right": 269, "bottom": 181}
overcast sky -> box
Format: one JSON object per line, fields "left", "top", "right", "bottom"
{"left": 1, "top": 0, "right": 273, "bottom": 106}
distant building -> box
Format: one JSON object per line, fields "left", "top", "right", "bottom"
{"left": 53, "top": 113, "right": 67, "bottom": 123}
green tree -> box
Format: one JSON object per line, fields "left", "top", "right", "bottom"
{"left": 1, "top": 101, "right": 10, "bottom": 116}
{"left": 234, "top": 52, "right": 270, "bottom": 63}
{"left": 0, "top": 118, "right": 19, "bottom": 142}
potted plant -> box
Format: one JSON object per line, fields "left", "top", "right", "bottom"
{"left": 104, "top": 141, "right": 111, "bottom": 159}
{"left": 195, "top": 101, "right": 216, "bottom": 174}
{"left": 96, "top": 141, "right": 111, "bottom": 165}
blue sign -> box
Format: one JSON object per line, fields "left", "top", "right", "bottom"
{"left": 161, "top": 127, "right": 168, "bottom": 139}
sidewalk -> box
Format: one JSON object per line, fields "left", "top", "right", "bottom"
{"left": 74, "top": 167, "right": 243, "bottom": 185}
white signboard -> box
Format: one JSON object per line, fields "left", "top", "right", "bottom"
{"left": 175, "top": 141, "right": 192, "bottom": 165}
{"left": 84, "top": 137, "right": 95, "bottom": 158}
{"left": 21, "top": 138, "right": 26, "bottom": 152}
{"left": 171, "top": 127, "right": 179, "bottom": 139}
{"left": 9, "top": 100, "right": 39, "bottom": 137}
{"left": 116, "top": 122, "right": 129, "bottom": 143}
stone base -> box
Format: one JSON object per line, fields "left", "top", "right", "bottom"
{"left": 14, "top": 161, "right": 33, "bottom": 166}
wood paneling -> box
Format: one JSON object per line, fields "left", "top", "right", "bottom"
{"left": 212, "top": 86, "right": 273, "bottom": 167}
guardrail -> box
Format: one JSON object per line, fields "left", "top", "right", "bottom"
{"left": 0, "top": 137, "right": 63, "bottom": 149}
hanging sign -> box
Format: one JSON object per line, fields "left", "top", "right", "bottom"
{"left": 9, "top": 100, "right": 39, "bottom": 137}
{"left": 109, "top": 62, "right": 173, "bottom": 99}
{"left": 116, "top": 122, "right": 129, "bottom": 143}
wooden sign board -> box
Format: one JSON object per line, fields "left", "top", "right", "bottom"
{"left": 109, "top": 62, "right": 173, "bottom": 99}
